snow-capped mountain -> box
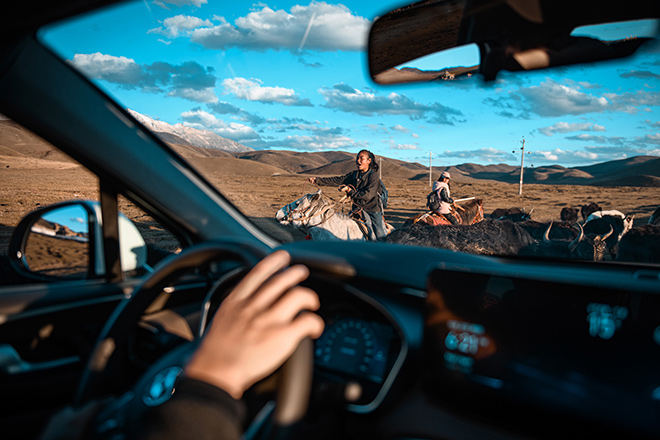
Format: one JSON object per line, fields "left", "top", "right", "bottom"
{"left": 127, "top": 109, "right": 253, "bottom": 153}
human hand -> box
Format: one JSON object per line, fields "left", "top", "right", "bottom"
{"left": 184, "top": 250, "right": 324, "bottom": 399}
{"left": 308, "top": 177, "right": 316, "bottom": 184}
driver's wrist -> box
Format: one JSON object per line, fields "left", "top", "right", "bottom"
{"left": 184, "top": 363, "right": 245, "bottom": 400}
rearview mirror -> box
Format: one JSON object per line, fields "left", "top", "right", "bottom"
{"left": 368, "top": 0, "right": 659, "bottom": 84}
{"left": 9, "top": 200, "right": 148, "bottom": 281}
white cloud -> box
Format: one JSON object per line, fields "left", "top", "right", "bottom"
{"left": 391, "top": 124, "right": 409, "bottom": 133}
{"left": 153, "top": 0, "right": 207, "bottom": 9}
{"left": 189, "top": 2, "right": 371, "bottom": 52}
{"left": 487, "top": 80, "right": 660, "bottom": 118}
{"left": 639, "top": 133, "right": 660, "bottom": 145}
{"left": 538, "top": 122, "right": 606, "bottom": 136}
{"left": 181, "top": 109, "right": 259, "bottom": 140}
{"left": 564, "top": 134, "right": 625, "bottom": 145}
{"left": 167, "top": 87, "right": 217, "bottom": 103}
{"left": 69, "top": 53, "right": 218, "bottom": 103}
{"left": 519, "top": 81, "right": 609, "bottom": 116}
{"left": 320, "top": 83, "right": 463, "bottom": 125}
{"left": 149, "top": 15, "right": 213, "bottom": 38}
{"left": 364, "top": 124, "right": 388, "bottom": 133}
{"left": 439, "top": 147, "right": 512, "bottom": 163}
{"left": 604, "top": 90, "right": 660, "bottom": 114}
{"left": 277, "top": 133, "right": 364, "bottom": 151}
{"left": 70, "top": 53, "right": 147, "bottom": 87}
{"left": 531, "top": 146, "right": 660, "bottom": 165}
{"left": 386, "top": 141, "right": 419, "bottom": 150}
{"left": 222, "top": 77, "right": 312, "bottom": 106}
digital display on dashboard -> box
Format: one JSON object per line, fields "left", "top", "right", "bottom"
{"left": 424, "top": 269, "right": 660, "bottom": 438}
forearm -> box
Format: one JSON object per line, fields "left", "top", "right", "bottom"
{"left": 315, "top": 175, "right": 347, "bottom": 186}
{"left": 133, "top": 378, "right": 245, "bottom": 440}
{"left": 439, "top": 188, "right": 454, "bottom": 204}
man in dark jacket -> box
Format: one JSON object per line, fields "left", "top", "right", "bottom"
{"left": 308, "top": 150, "right": 387, "bottom": 240}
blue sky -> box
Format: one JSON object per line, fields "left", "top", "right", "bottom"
{"left": 42, "top": 0, "right": 660, "bottom": 168}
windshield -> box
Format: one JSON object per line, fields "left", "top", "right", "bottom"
{"left": 40, "top": 0, "right": 660, "bottom": 264}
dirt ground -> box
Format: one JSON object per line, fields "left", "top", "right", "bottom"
{"left": 215, "top": 174, "right": 659, "bottom": 237}
{"left": 1, "top": 165, "right": 658, "bottom": 259}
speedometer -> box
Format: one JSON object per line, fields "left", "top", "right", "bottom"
{"left": 315, "top": 317, "right": 389, "bottom": 383}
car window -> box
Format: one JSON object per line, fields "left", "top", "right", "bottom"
{"left": 0, "top": 117, "right": 181, "bottom": 286}
{"left": 39, "top": 0, "right": 660, "bottom": 265}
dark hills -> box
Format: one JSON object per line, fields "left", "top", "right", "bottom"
{"left": 2, "top": 119, "right": 658, "bottom": 187}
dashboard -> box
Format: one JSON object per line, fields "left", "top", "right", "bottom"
{"left": 136, "top": 241, "right": 660, "bottom": 440}
{"left": 424, "top": 267, "right": 660, "bottom": 439}
{"left": 311, "top": 279, "right": 406, "bottom": 412}
{"left": 284, "top": 242, "right": 660, "bottom": 439}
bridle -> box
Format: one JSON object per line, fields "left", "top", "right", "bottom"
{"left": 282, "top": 193, "right": 350, "bottom": 227}
{"left": 471, "top": 203, "right": 484, "bottom": 225}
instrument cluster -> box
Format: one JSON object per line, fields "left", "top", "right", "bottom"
{"left": 311, "top": 280, "right": 405, "bottom": 412}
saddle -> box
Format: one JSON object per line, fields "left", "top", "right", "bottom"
{"left": 350, "top": 210, "right": 373, "bottom": 240}
{"left": 416, "top": 211, "right": 460, "bottom": 226}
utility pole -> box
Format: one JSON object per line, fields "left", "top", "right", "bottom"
{"left": 513, "top": 137, "right": 530, "bottom": 195}
{"left": 429, "top": 152, "right": 432, "bottom": 187}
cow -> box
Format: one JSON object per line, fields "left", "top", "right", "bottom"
{"left": 583, "top": 214, "right": 634, "bottom": 259}
{"left": 518, "top": 222, "right": 612, "bottom": 261}
{"left": 490, "top": 207, "right": 533, "bottom": 222}
{"left": 385, "top": 219, "right": 535, "bottom": 256}
{"left": 649, "top": 206, "right": 660, "bottom": 226}
{"left": 581, "top": 202, "right": 601, "bottom": 223}
{"left": 616, "top": 225, "right": 660, "bottom": 264}
{"left": 518, "top": 220, "right": 578, "bottom": 241}
{"left": 560, "top": 207, "right": 579, "bottom": 225}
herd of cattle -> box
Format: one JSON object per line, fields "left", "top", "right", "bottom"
{"left": 385, "top": 202, "right": 660, "bottom": 264}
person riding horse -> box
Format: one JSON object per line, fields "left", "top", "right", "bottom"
{"left": 431, "top": 171, "right": 464, "bottom": 225}
{"left": 308, "top": 150, "right": 387, "bottom": 240}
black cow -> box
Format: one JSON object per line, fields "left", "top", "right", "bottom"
{"left": 385, "top": 219, "right": 535, "bottom": 256}
{"left": 583, "top": 215, "right": 633, "bottom": 259}
{"left": 490, "top": 207, "right": 533, "bottom": 222}
{"left": 616, "top": 225, "right": 660, "bottom": 264}
{"left": 581, "top": 202, "right": 601, "bottom": 223}
{"left": 560, "top": 207, "right": 579, "bottom": 224}
{"left": 518, "top": 220, "right": 578, "bottom": 241}
{"left": 649, "top": 206, "right": 660, "bottom": 226}
{"left": 519, "top": 222, "right": 611, "bottom": 261}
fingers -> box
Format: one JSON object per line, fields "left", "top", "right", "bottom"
{"left": 246, "top": 264, "right": 310, "bottom": 312}
{"left": 272, "top": 312, "right": 325, "bottom": 349}
{"left": 260, "top": 286, "right": 320, "bottom": 325}
{"left": 230, "top": 250, "right": 291, "bottom": 302}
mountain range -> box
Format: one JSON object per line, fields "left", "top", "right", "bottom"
{"left": 127, "top": 109, "right": 253, "bottom": 153}
{"left": 2, "top": 110, "right": 659, "bottom": 187}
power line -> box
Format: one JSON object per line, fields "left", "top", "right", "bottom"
{"left": 512, "top": 137, "right": 531, "bottom": 195}
{"left": 429, "top": 152, "right": 433, "bottom": 187}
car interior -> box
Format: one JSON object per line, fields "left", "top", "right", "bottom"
{"left": 0, "top": 0, "right": 659, "bottom": 439}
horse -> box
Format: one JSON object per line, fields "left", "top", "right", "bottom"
{"left": 276, "top": 190, "right": 369, "bottom": 240}
{"left": 403, "top": 198, "right": 484, "bottom": 227}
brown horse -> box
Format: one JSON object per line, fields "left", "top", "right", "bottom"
{"left": 404, "top": 198, "right": 484, "bottom": 227}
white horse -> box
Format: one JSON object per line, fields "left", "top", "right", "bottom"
{"left": 275, "top": 190, "right": 368, "bottom": 240}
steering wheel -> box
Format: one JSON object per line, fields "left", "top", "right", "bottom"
{"left": 74, "top": 240, "right": 314, "bottom": 439}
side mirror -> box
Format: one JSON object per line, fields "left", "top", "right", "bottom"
{"left": 9, "top": 200, "right": 149, "bottom": 281}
